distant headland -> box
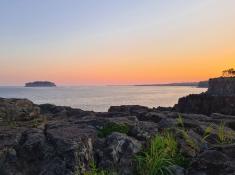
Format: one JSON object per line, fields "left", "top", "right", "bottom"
{"left": 25, "top": 81, "right": 56, "bottom": 87}
{"left": 135, "top": 68, "right": 235, "bottom": 88}
{"left": 135, "top": 80, "right": 208, "bottom": 88}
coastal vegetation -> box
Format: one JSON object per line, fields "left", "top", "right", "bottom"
{"left": 97, "top": 123, "right": 130, "bottom": 138}
{"left": 135, "top": 132, "right": 187, "bottom": 175}
{"left": 176, "top": 115, "right": 199, "bottom": 151}
{"left": 202, "top": 124, "right": 213, "bottom": 142}
{"left": 222, "top": 68, "right": 235, "bottom": 77}
{"left": 6, "top": 118, "right": 17, "bottom": 128}
{"left": 177, "top": 115, "right": 235, "bottom": 145}
{"left": 217, "top": 121, "right": 235, "bottom": 144}
{"left": 78, "top": 162, "right": 112, "bottom": 175}
{"left": 133, "top": 116, "right": 235, "bottom": 175}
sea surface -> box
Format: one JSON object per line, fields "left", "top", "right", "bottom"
{"left": 0, "top": 86, "right": 206, "bottom": 112}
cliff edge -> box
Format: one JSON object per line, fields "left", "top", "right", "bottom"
{"left": 175, "top": 77, "right": 235, "bottom": 115}
{"left": 207, "top": 77, "right": 235, "bottom": 96}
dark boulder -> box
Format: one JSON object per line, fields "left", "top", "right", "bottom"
{"left": 108, "top": 105, "right": 150, "bottom": 117}
{"left": 39, "top": 104, "right": 93, "bottom": 118}
{"left": 0, "top": 98, "right": 40, "bottom": 121}
{"left": 129, "top": 121, "right": 159, "bottom": 141}
{"left": 95, "top": 132, "right": 142, "bottom": 175}
{"left": 189, "top": 150, "right": 235, "bottom": 175}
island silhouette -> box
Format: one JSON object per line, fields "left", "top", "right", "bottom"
{"left": 25, "top": 81, "right": 56, "bottom": 87}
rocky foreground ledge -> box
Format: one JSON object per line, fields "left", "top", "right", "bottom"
{"left": 0, "top": 97, "right": 235, "bottom": 175}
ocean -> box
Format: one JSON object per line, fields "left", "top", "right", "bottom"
{"left": 0, "top": 86, "right": 206, "bottom": 112}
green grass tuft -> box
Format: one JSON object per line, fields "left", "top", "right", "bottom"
{"left": 135, "top": 132, "right": 187, "bottom": 175}
{"left": 80, "top": 161, "right": 116, "bottom": 175}
{"left": 180, "top": 129, "right": 199, "bottom": 151}
{"left": 202, "top": 124, "right": 213, "bottom": 142}
{"left": 176, "top": 115, "right": 199, "bottom": 151}
{"left": 98, "top": 123, "right": 130, "bottom": 138}
{"left": 176, "top": 114, "right": 184, "bottom": 128}
{"left": 217, "top": 121, "right": 235, "bottom": 144}
{"left": 83, "top": 162, "right": 109, "bottom": 175}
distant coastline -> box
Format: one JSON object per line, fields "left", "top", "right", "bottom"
{"left": 135, "top": 80, "right": 208, "bottom": 88}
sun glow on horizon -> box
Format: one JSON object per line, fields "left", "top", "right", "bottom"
{"left": 0, "top": 0, "right": 235, "bottom": 85}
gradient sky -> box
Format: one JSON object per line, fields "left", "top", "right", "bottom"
{"left": 0, "top": 0, "right": 235, "bottom": 85}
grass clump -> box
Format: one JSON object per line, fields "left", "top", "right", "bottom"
{"left": 79, "top": 161, "right": 116, "bottom": 175}
{"left": 31, "top": 116, "right": 47, "bottom": 128}
{"left": 5, "top": 117, "right": 17, "bottom": 128}
{"left": 176, "top": 115, "right": 199, "bottom": 151}
{"left": 98, "top": 123, "right": 130, "bottom": 138}
{"left": 135, "top": 132, "right": 187, "bottom": 175}
{"left": 202, "top": 124, "right": 213, "bottom": 142}
{"left": 176, "top": 114, "right": 184, "bottom": 128}
{"left": 217, "top": 121, "right": 234, "bottom": 144}
{"left": 176, "top": 115, "right": 213, "bottom": 145}
{"left": 83, "top": 162, "right": 109, "bottom": 175}
{"left": 31, "top": 118, "right": 43, "bottom": 128}
{"left": 180, "top": 129, "right": 199, "bottom": 151}
{"left": 7, "top": 120, "right": 17, "bottom": 128}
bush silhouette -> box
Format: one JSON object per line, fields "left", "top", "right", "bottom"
{"left": 222, "top": 68, "right": 235, "bottom": 77}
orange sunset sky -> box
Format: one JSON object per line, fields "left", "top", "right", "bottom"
{"left": 0, "top": 0, "right": 235, "bottom": 85}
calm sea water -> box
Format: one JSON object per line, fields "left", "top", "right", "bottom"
{"left": 0, "top": 86, "right": 206, "bottom": 112}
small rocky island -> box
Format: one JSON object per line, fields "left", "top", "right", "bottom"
{"left": 0, "top": 76, "right": 235, "bottom": 175}
{"left": 25, "top": 81, "right": 56, "bottom": 87}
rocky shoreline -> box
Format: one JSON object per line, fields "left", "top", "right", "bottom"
{"left": 0, "top": 77, "right": 235, "bottom": 175}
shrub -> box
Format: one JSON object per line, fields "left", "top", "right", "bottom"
{"left": 135, "top": 132, "right": 187, "bottom": 175}
{"left": 98, "top": 123, "right": 129, "bottom": 138}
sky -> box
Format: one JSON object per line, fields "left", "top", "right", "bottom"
{"left": 0, "top": 0, "right": 235, "bottom": 85}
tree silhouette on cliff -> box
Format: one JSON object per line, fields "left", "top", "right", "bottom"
{"left": 222, "top": 68, "right": 235, "bottom": 77}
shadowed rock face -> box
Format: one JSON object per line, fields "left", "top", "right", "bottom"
{"left": 175, "top": 77, "right": 235, "bottom": 115}
{"left": 175, "top": 94, "right": 235, "bottom": 115}
{"left": 208, "top": 77, "right": 235, "bottom": 96}
{"left": 0, "top": 98, "right": 40, "bottom": 121}
{"left": 0, "top": 99, "right": 235, "bottom": 175}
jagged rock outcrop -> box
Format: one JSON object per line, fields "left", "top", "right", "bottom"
{"left": 208, "top": 77, "right": 235, "bottom": 96}
{"left": 175, "top": 93, "right": 235, "bottom": 115}
{"left": 175, "top": 77, "right": 235, "bottom": 115}
{"left": 95, "top": 132, "right": 142, "bottom": 175}
{"left": 189, "top": 150, "right": 235, "bottom": 175}
{"left": 0, "top": 99, "right": 235, "bottom": 175}
{"left": 0, "top": 98, "right": 40, "bottom": 121}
